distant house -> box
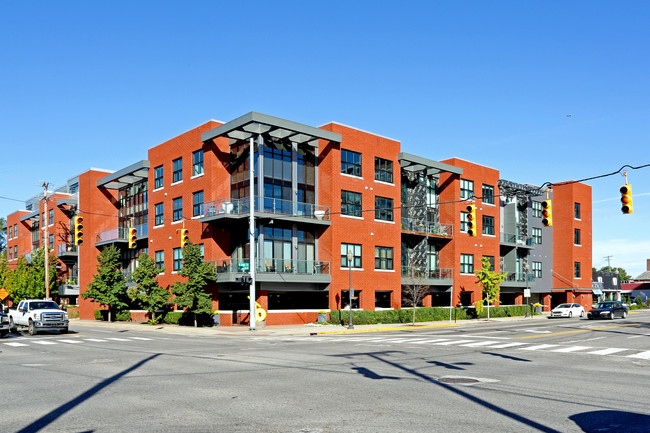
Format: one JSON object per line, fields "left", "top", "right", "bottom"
{"left": 622, "top": 259, "right": 650, "bottom": 302}
{"left": 592, "top": 271, "right": 621, "bottom": 301}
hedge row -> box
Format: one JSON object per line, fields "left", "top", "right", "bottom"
{"left": 329, "top": 305, "right": 528, "bottom": 325}
{"left": 93, "top": 309, "right": 214, "bottom": 326}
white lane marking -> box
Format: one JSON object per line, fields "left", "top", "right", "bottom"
{"left": 30, "top": 341, "right": 57, "bottom": 345}
{"left": 552, "top": 346, "right": 593, "bottom": 353}
{"left": 58, "top": 339, "right": 83, "bottom": 344}
{"left": 520, "top": 344, "right": 559, "bottom": 351}
{"left": 4, "top": 342, "right": 28, "bottom": 347}
{"left": 588, "top": 348, "right": 629, "bottom": 355}
{"left": 488, "top": 342, "right": 528, "bottom": 349}
{"left": 627, "top": 333, "right": 650, "bottom": 339}
{"left": 434, "top": 340, "right": 475, "bottom": 345}
{"left": 627, "top": 351, "right": 650, "bottom": 360}
{"left": 524, "top": 329, "right": 552, "bottom": 334}
{"left": 84, "top": 339, "right": 108, "bottom": 342}
{"left": 129, "top": 337, "right": 154, "bottom": 340}
{"left": 460, "top": 341, "right": 502, "bottom": 347}
{"left": 106, "top": 338, "right": 131, "bottom": 341}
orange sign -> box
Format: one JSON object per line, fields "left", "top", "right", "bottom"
{"left": 0, "top": 288, "right": 8, "bottom": 300}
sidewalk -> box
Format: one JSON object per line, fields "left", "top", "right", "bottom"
{"left": 71, "top": 313, "right": 549, "bottom": 337}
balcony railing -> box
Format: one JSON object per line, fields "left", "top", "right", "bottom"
{"left": 401, "top": 266, "right": 453, "bottom": 280}
{"left": 209, "top": 258, "right": 331, "bottom": 276}
{"left": 202, "top": 197, "right": 330, "bottom": 221}
{"left": 500, "top": 232, "right": 534, "bottom": 246}
{"left": 96, "top": 227, "right": 128, "bottom": 243}
{"left": 502, "top": 272, "right": 535, "bottom": 283}
{"left": 57, "top": 244, "right": 78, "bottom": 254}
{"left": 401, "top": 218, "right": 453, "bottom": 237}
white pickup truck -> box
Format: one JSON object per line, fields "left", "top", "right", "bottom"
{"left": 8, "top": 299, "right": 69, "bottom": 335}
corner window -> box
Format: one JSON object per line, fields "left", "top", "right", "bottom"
{"left": 461, "top": 254, "right": 474, "bottom": 274}
{"left": 375, "top": 246, "right": 393, "bottom": 270}
{"left": 154, "top": 165, "right": 164, "bottom": 189}
{"left": 482, "top": 215, "right": 494, "bottom": 235}
{"left": 341, "top": 243, "right": 362, "bottom": 268}
{"left": 482, "top": 184, "right": 494, "bottom": 204}
{"left": 460, "top": 179, "right": 474, "bottom": 199}
{"left": 172, "top": 158, "right": 183, "bottom": 183}
{"left": 341, "top": 149, "right": 362, "bottom": 177}
{"left": 375, "top": 196, "right": 393, "bottom": 221}
{"left": 155, "top": 203, "right": 164, "bottom": 226}
{"left": 341, "top": 190, "right": 362, "bottom": 217}
{"left": 374, "top": 157, "right": 393, "bottom": 183}
{"left": 172, "top": 197, "right": 183, "bottom": 221}
{"left": 193, "top": 150, "right": 204, "bottom": 176}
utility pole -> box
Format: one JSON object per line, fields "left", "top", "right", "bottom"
{"left": 604, "top": 256, "right": 613, "bottom": 268}
{"left": 42, "top": 181, "right": 50, "bottom": 299}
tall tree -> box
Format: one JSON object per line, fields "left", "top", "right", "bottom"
{"left": 128, "top": 252, "right": 170, "bottom": 324}
{"left": 402, "top": 249, "right": 430, "bottom": 325}
{"left": 475, "top": 256, "right": 508, "bottom": 319}
{"left": 82, "top": 245, "right": 129, "bottom": 322}
{"left": 171, "top": 242, "right": 216, "bottom": 327}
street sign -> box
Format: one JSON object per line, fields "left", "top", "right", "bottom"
{"left": 524, "top": 289, "right": 531, "bottom": 298}
{"left": 0, "top": 288, "right": 8, "bottom": 300}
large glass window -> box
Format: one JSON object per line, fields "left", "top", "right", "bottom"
{"left": 172, "top": 197, "right": 183, "bottom": 221}
{"left": 193, "top": 150, "right": 204, "bottom": 176}
{"left": 263, "top": 141, "right": 292, "bottom": 213}
{"left": 173, "top": 248, "right": 183, "bottom": 271}
{"left": 482, "top": 184, "right": 494, "bottom": 204}
{"left": 375, "top": 157, "right": 393, "bottom": 183}
{"left": 155, "top": 203, "right": 164, "bottom": 226}
{"left": 341, "top": 149, "right": 361, "bottom": 177}
{"left": 461, "top": 254, "right": 474, "bottom": 274}
{"left": 172, "top": 158, "right": 183, "bottom": 183}
{"left": 482, "top": 215, "right": 494, "bottom": 235}
{"left": 375, "top": 246, "right": 393, "bottom": 270}
{"left": 460, "top": 179, "right": 474, "bottom": 199}
{"left": 532, "top": 201, "right": 543, "bottom": 218}
{"left": 155, "top": 250, "right": 164, "bottom": 270}
{"left": 341, "top": 243, "right": 362, "bottom": 268}
{"left": 341, "top": 190, "right": 362, "bottom": 217}
{"left": 532, "top": 227, "right": 542, "bottom": 244}
{"left": 532, "top": 261, "right": 542, "bottom": 278}
{"left": 193, "top": 191, "right": 203, "bottom": 217}
{"left": 375, "top": 196, "right": 393, "bottom": 221}
{"left": 154, "top": 165, "right": 164, "bottom": 189}
{"left": 118, "top": 180, "right": 148, "bottom": 232}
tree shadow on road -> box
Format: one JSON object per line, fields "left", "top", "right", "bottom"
{"left": 569, "top": 410, "right": 650, "bottom": 433}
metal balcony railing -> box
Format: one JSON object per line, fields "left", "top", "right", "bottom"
{"left": 57, "top": 244, "right": 78, "bottom": 254}
{"left": 208, "top": 258, "right": 331, "bottom": 276}
{"left": 202, "top": 197, "right": 330, "bottom": 221}
{"left": 401, "top": 266, "right": 453, "bottom": 280}
{"left": 96, "top": 227, "right": 128, "bottom": 243}
{"left": 500, "top": 232, "right": 534, "bottom": 246}
{"left": 401, "top": 218, "right": 453, "bottom": 237}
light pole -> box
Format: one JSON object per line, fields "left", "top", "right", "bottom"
{"left": 347, "top": 250, "right": 354, "bottom": 329}
{"left": 524, "top": 263, "right": 530, "bottom": 318}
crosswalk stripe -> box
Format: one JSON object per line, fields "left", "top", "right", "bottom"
{"left": 106, "top": 338, "right": 131, "bottom": 341}
{"left": 57, "top": 339, "right": 82, "bottom": 344}
{"left": 434, "top": 340, "right": 475, "bottom": 345}
{"left": 520, "top": 344, "right": 559, "bottom": 351}
{"left": 31, "top": 341, "right": 57, "bottom": 345}
{"left": 627, "top": 351, "right": 650, "bottom": 360}
{"left": 84, "top": 339, "right": 107, "bottom": 342}
{"left": 409, "top": 339, "right": 451, "bottom": 344}
{"left": 552, "top": 346, "right": 592, "bottom": 353}
{"left": 129, "top": 337, "right": 154, "bottom": 340}
{"left": 4, "top": 342, "right": 28, "bottom": 347}
{"left": 488, "top": 342, "right": 527, "bottom": 349}
{"left": 588, "top": 348, "right": 629, "bottom": 355}
{"left": 460, "top": 341, "right": 502, "bottom": 347}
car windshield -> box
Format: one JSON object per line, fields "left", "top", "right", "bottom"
{"left": 555, "top": 304, "right": 572, "bottom": 309}
{"left": 29, "top": 301, "right": 59, "bottom": 310}
{"left": 595, "top": 302, "right": 616, "bottom": 309}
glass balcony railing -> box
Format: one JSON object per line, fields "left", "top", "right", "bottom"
{"left": 502, "top": 272, "right": 535, "bottom": 283}
{"left": 96, "top": 227, "right": 128, "bottom": 243}
{"left": 401, "top": 218, "right": 453, "bottom": 237}
{"left": 57, "top": 244, "right": 78, "bottom": 254}
{"left": 202, "top": 197, "right": 330, "bottom": 221}
{"left": 208, "top": 258, "right": 330, "bottom": 276}
{"left": 401, "top": 266, "right": 453, "bottom": 280}
{"left": 500, "top": 232, "right": 534, "bottom": 246}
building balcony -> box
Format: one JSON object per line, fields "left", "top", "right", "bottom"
{"left": 58, "top": 276, "right": 79, "bottom": 296}
{"left": 401, "top": 266, "right": 453, "bottom": 286}
{"left": 199, "top": 197, "right": 331, "bottom": 226}
{"left": 500, "top": 232, "right": 534, "bottom": 249}
{"left": 401, "top": 218, "right": 453, "bottom": 239}
{"left": 95, "top": 222, "right": 148, "bottom": 247}
{"left": 500, "top": 272, "right": 536, "bottom": 287}
{"left": 57, "top": 243, "right": 78, "bottom": 262}
{"left": 209, "top": 258, "right": 331, "bottom": 284}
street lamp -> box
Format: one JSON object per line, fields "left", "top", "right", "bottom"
{"left": 347, "top": 250, "right": 354, "bottom": 330}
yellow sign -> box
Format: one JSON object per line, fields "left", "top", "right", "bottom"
{"left": 0, "top": 288, "right": 8, "bottom": 300}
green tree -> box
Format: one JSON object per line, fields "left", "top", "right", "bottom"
{"left": 0, "top": 217, "right": 6, "bottom": 254}
{"left": 475, "top": 256, "right": 508, "bottom": 319}
{"left": 82, "top": 245, "right": 129, "bottom": 322}
{"left": 598, "top": 266, "right": 631, "bottom": 282}
{"left": 171, "top": 242, "right": 216, "bottom": 327}
{"left": 402, "top": 249, "right": 430, "bottom": 325}
{"left": 30, "top": 246, "right": 59, "bottom": 298}
{"left": 128, "top": 253, "right": 170, "bottom": 324}
{"left": 5, "top": 248, "right": 58, "bottom": 302}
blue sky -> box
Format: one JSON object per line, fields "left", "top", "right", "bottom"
{"left": 1, "top": 1, "right": 649, "bottom": 276}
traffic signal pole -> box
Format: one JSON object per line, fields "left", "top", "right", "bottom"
{"left": 43, "top": 182, "right": 50, "bottom": 299}
{"left": 249, "top": 135, "right": 257, "bottom": 331}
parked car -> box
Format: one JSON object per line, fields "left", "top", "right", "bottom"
{"left": 587, "top": 301, "right": 628, "bottom": 320}
{"left": 549, "top": 303, "right": 585, "bottom": 318}
{"left": 0, "top": 305, "right": 10, "bottom": 337}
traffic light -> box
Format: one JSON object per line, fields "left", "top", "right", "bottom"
{"left": 466, "top": 204, "right": 477, "bottom": 236}
{"left": 74, "top": 216, "right": 84, "bottom": 246}
{"left": 542, "top": 200, "right": 553, "bottom": 227}
{"left": 180, "top": 228, "right": 189, "bottom": 248}
{"left": 128, "top": 227, "right": 138, "bottom": 249}
{"left": 620, "top": 184, "right": 633, "bottom": 214}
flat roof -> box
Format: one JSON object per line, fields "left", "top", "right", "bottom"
{"left": 201, "top": 112, "right": 342, "bottom": 146}
{"left": 398, "top": 152, "right": 463, "bottom": 175}
{"left": 97, "top": 160, "right": 150, "bottom": 190}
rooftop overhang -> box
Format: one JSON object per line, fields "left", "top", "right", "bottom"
{"left": 57, "top": 197, "right": 78, "bottom": 208}
{"left": 398, "top": 153, "right": 463, "bottom": 176}
{"left": 97, "top": 160, "right": 150, "bottom": 190}
{"left": 20, "top": 210, "right": 39, "bottom": 222}
{"left": 201, "top": 112, "right": 342, "bottom": 147}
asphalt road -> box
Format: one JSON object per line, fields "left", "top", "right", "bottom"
{"left": 2, "top": 311, "right": 650, "bottom": 433}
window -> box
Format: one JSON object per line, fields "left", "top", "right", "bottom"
{"left": 13, "top": 224, "right": 17, "bottom": 238}
{"left": 460, "top": 211, "right": 468, "bottom": 232}
{"left": 482, "top": 215, "right": 494, "bottom": 235}
{"left": 155, "top": 250, "right": 165, "bottom": 270}
{"left": 9, "top": 248, "right": 12, "bottom": 260}
{"left": 341, "top": 149, "right": 362, "bottom": 177}
{"left": 374, "top": 157, "right": 393, "bottom": 183}
{"left": 482, "top": 184, "right": 494, "bottom": 204}
{"left": 69, "top": 182, "right": 79, "bottom": 194}
{"left": 574, "top": 202, "right": 581, "bottom": 219}
{"left": 483, "top": 255, "right": 495, "bottom": 271}
{"left": 13, "top": 245, "right": 17, "bottom": 259}
{"left": 193, "top": 150, "right": 204, "bottom": 176}
{"left": 193, "top": 191, "right": 204, "bottom": 217}
{"left": 49, "top": 209, "right": 54, "bottom": 225}
{"left": 155, "top": 203, "right": 164, "bottom": 226}
{"left": 42, "top": 212, "right": 45, "bottom": 227}
{"left": 341, "top": 190, "right": 362, "bottom": 217}
{"left": 532, "top": 201, "right": 542, "bottom": 218}
{"left": 341, "top": 243, "right": 362, "bottom": 268}
{"left": 199, "top": 243, "right": 204, "bottom": 261}
{"left": 461, "top": 254, "right": 474, "bottom": 274}
{"left": 460, "top": 179, "right": 474, "bottom": 199}
{"left": 154, "top": 165, "right": 164, "bottom": 189}
{"left": 173, "top": 248, "right": 183, "bottom": 271}
{"left": 532, "top": 227, "right": 542, "bottom": 244}
{"left": 172, "top": 158, "right": 183, "bottom": 183}
{"left": 532, "top": 261, "right": 542, "bottom": 278}
{"left": 574, "top": 228, "right": 581, "bottom": 245}
{"left": 8, "top": 225, "right": 12, "bottom": 239}
{"left": 574, "top": 262, "right": 581, "bottom": 278}
{"left": 375, "top": 246, "right": 393, "bottom": 270}
{"left": 375, "top": 196, "right": 393, "bottom": 221}
{"left": 49, "top": 234, "right": 54, "bottom": 246}
{"left": 172, "top": 197, "right": 183, "bottom": 221}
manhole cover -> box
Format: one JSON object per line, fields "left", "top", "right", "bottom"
{"left": 438, "top": 377, "right": 480, "bottom": 384}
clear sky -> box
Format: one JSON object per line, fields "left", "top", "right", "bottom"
{"left": 1, "top": 1, "right": 649, "bottom": 277}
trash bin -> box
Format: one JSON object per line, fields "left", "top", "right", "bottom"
{"left": 535, "top": 306, "right": 542, "bottom": 314}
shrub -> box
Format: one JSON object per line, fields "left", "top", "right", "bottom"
{"left": 161, "top": 311, "right": 213, "bottom": 326}
{"left": 94, "top": 309, "right": 106, "bottom": 321}
{"left": 115, "top": 310, "right": 131, "bottom": 321}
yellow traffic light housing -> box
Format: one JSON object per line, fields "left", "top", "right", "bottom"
{"left": 180, "top": 228, "right": 189, "bottom": 248}
{"left": 128, "top": 227, "right": 138, "bottom": 249}
{"left": 466, "top": 204, "right": 477, "bottom": 236}
{"left": 620, "top": 184, "right": 633, "bottom": 214}
{"left": 74, "top": 216, "right": 84, "bottom": 246}
{"left": 542, "top": 200, "right": 553, "bottom": 227}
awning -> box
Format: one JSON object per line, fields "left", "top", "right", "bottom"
{"left": 398, "top": 152, "right": 463, "bottom": 176}
{"left": 592, "top": 289, "right": 603, "bottom": 295}
{"left": 97, "top": 160, "right": 150, "bottom": 190}
{"left": 20, "top": 210, "right": 39, "bottom": 222}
